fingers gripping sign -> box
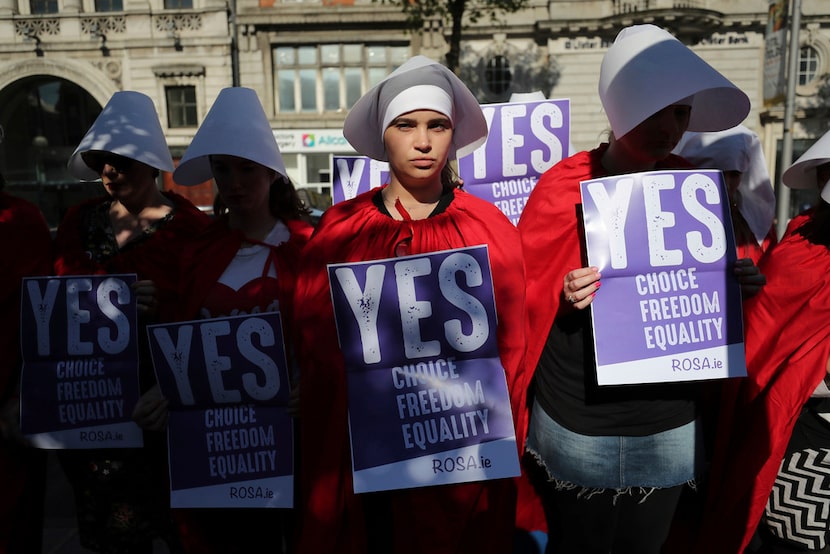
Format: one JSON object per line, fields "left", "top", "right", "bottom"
{"left": 563, "top": 266, "right": 602, "bottom": 309}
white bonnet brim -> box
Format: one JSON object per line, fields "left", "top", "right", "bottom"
{"left": 343, "top": 55, "right": 487, "bottom": 162}
{"left": 509, "top": 91, "right": 546, "bottom": 102}
{"left": 783, "top": 129, "right": 830, "bottom": 190}
{"left": 174, "top": 87, "right": 287, "bottom": 186}
{"left": 67, "top": 91, "right": 174, "bottom": 181}
{"left": 674, "top": 125, "right": 776, "bottom": 245}
{"left": 599, "top": 24, "right": 750, "bottom": 139}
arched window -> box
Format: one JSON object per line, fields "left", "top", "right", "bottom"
{"left": 485, "top": 55, "right": 511, "bottom": 95}
{"left": 798, "top": 45, "right": 820, "bottom": 86}
{"left": 0, "top": 77, "right": 102, "bottom": 226}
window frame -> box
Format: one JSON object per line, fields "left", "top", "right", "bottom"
{"left": 165, "top": 85, "right": 198, "bottom": 129}
{"left": 94, "top": 0, "right": 123, "bottom": 11}
{"left": 163, "top": 0, "right": 193, "bottom": 9}
{"left": 798, "top": 45, "right": 820, "bottom": 87}
{"left": 29, "top": 0, "right": 58, "bottom": 14}
{"left": 274, "top": 43, "right": 409, "bottom": 115}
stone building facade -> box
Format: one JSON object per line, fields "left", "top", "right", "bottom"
{"left": 0, "top": 0, "right": 827, "bottom": 227}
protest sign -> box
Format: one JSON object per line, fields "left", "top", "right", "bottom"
{"left": 327, "top": 245, "right": 520, "bottom": 493}
{"left": 19, "top": 274, "right": 143, "bottom": 448}
{"left": 330, "top": 99, "right": 570, "bottom": 225}
{"left": 147, "top": 312, "right": 294, "bottom": 508}
{"left": 458, "top": 98, "right": 570, "bottom": 224}
{"left": 580, "top": 169, "right": 747, "bottom": 385}
{"left": 331, "top": 155, "right": 390, "bottom": 204}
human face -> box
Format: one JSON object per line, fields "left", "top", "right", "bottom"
{"left": 615, "top": 104, "right": 692, "bottom": 169}
{"left": 383, "top": 110, "right": 453, "bottom": 191}
{"left": 210, "top": 154, "right": 274, "bottom": 216}
{"left": 83, "top": 151, "right": 157, "bottom": 201}
{"left": 723, "top": 170, "right": 742, "bottom": 205}
{"left": 83, "top": 151, "right": 135, "bottom": 174}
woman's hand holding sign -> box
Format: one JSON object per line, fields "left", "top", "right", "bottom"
{"left": 733, "top": 257, "right": 766, "bottom": 298}
{"left": 132, "top": 383, "right": 169, "bottom": 432}
{"left": 562, "top": 266, "right": 602, "bottom": 310}
{"left": 133, "top": 279, "right": 159, "bottom": 320}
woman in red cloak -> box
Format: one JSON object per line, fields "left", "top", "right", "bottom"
{"left": 0, "top": 141, "right": 53, "bottom": 553}
{"left": 673, "top": 124, "right": 778, "bottom": 264}
{"left": 517, "top": 24, "right": 758, "bottom": 553}
{"left": 132, "top": 86, "right": 313, "bottom": 554}
{"left": 699, "top": 133, "right": 830, "bottom": 554}
{"left": 293, "top": 55, "right": 529, "bottom": 553}
{"left": 54, "top": 91, "right": 211, "bottom": 553}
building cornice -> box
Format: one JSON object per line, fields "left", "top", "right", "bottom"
{"left": 538, "top": 8, "right": 765, "bottom": 42}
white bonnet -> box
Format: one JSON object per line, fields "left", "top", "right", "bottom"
{"left": 343, "top": 55, "right": 488, "bottom": 162}
{"left": 783, "top": 129, "right": 830, "bottom": 190}
{"left": 599, "top": 24, "right": 750, "bottom": 139}
{"left": 674, "top": 125, "right": 776, "bottom": 245}
{"left": 67, "top": 91, "right": 174, "bottom": 181}
{"left": 174, "top": 87, "right": 287, "bottom": 186}
{"left": 509, "top": 91, "right": 546, "bottom": 102}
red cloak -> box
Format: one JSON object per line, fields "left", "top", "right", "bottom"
{"left": 0, "top": 193, "right": 52, "bottom": 396}
{"left": 697, "top": 229, "right": 830, "bottom": 553}
{"left": 515, "top": 145, "right": 694, "bottom": 533}
{"left": 177, "top": 217, "right": 312, "bottom": 334}
{"left": 293, "top": 187, "right": 529, "bottom": 554}
{"left": 0, "top": 192, "right": 52, "bottom": 553}
{"left": 169, "top": 216, "right": 312, "bottom": 554}
{"left": 53, "top": 191, "right": 212, "bottom": 324}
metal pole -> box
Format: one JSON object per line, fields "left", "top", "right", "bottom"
{"left": 230, "top": 0, "right": 240, "bottom": 87}
{"left": 775, "top": 0, "right": 802, "bottom": 238}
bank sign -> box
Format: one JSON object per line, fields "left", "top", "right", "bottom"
{"left": 273, "top": 129, "right": 352, "bottom": 153}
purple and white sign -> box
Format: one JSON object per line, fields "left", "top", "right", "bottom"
{"left": 580, "top": 169, "right": 747, "bottom": 385}
{"left": 330, "top": 99, "right": 570, "bottom": 225}
{"left": 19, "top": 274, "right": 143, "bottom": 449}
{"left": 147, "top": 312, "right": 293, "bottom": 508}
{"left": 331, "top": 155, "right": 390, "bottom": 204}
{"left": 458, "top": 99, "right": 570, "bottom": 224}
{"left": 327, "top": 245, "right": 520, "bottom": 494}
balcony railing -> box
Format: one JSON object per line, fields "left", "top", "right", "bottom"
{"left": 612, "top": 0, "right": 704, "bottom": 14}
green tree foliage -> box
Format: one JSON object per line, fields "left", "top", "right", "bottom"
{"left": 376, "top": 0, "right": 528, "bottom": 73}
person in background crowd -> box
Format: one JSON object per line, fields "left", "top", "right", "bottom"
{"left": 517, "top": 24, "right": 758, "bottom": 553}
{"left": 293, "top": 55, "right": 529, "bottom": 553}
{"left": 665, "top": 124, "right": 777, "bottom": 554}
{"left": 54, "top": 90, "right": 211, "bottom": 554}
{"left": 698, "top": 133, "right": 830, "bottom": 554}
{"left": 781, "top": 129, "right": 830, "bottom": 236}
{"left": 673, "top": 124, "right": 778, "bottom": 263}
{"left": 0, "top": 124, "right": 53, "bottom": 553}
{"left": 132, "top": 86, "right": 313, "bottom": 554}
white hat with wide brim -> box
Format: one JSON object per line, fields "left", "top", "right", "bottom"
{"left": 783, "top": 130, "right": 830, "bottom": 190}
{"left": 674, "top": 125, "right": 776, "bottom": 245}
{"left": 174, "top": 87, "right": 286, "bottom": 186}
{"left": 67, "top": 91, "right": 174, "bottom": 181}
{"left": 599, "top": 24, "right": 750, "bottom": 139}
{"left": 343, "top": 55, "right": 488, "bottom": 162}
{"left": 509, "top": 91, "right": 546, "bottom": 102}
{"left": 821, "top": 180, "right": 830, "bottom": 204}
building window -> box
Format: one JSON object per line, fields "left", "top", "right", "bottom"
{"left": 275, "top": 44, "right": 409, "bottom": 114}
{"left": 485, "top": 55, "right": 512, "bottom": 95}
{"left": 166, "top": 86, "right": 197, "bottom": 128}
{"left": 95, "top": 0, "right": 123, "bottom": 10}
{"left": 798, "top": 46, "right": 820, "bottom": 86}
{"left": 29, "top": 0, "right": 57, "bottom": 14}
{"left": 164, "top": 0, "right": 192, "bottom": 8}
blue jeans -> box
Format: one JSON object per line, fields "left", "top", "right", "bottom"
{"left": 526, "top": 398, "right": 704, "bottom": 490}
